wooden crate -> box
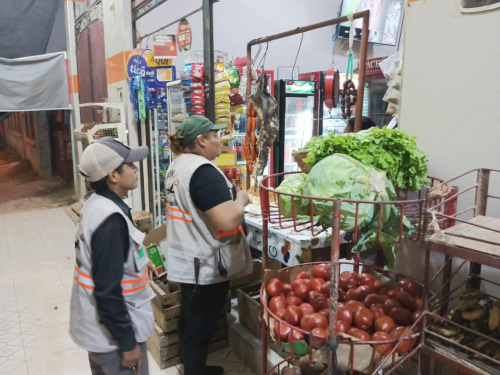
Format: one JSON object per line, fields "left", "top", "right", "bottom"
{"left": 147, "top": 335, "right": 228, "bottom": 370}
{"left": 148, "top": 280, "right": 232, "bottom": 369}
{"left": 236, "top": 283, "right": 262, "bottom": 339}
{"left": 150, "top": 281, "right": 232, "bottom": 332}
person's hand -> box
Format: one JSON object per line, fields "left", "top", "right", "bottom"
{"left": 237, "top": 190, "right": 251, "bottom": 207}
{"left": 121, "top": 344, "right": 142, "bottom": 373}
{"left": 147, "top": 260, "right": 158, "bottom": 279}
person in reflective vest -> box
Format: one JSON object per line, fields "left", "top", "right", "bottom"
{"left": 165, "top": 116, "right": 253, "bottom": 375}
{"left": 70, "top": 137, "right": 157, "bottom": 375}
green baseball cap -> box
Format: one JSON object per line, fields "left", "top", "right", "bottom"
{"left": 178, "top": 116, "right": 226, "bottom": 144}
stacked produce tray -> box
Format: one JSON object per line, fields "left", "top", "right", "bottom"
{"left": 421, "top": 168, "right": 500, "bottom": 375}
{"left": 147, "top": 280, "right": 231, "bottom": 369}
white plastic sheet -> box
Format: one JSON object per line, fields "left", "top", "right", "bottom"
{"left": 0, "top": 52, "right": 69, "bottom": 111}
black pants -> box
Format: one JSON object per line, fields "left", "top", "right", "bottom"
{"left": 178, "top": 281, "right": 230, "bottom": 375}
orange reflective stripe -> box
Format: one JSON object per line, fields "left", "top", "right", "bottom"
{"left": 74, "top": 276, "right": 94, "bottom": 290}
{"left": 75, "top": 266, "right": 92, "bottom": 279}
{"left": 166, "top": 205, "right": 190, "bottom": 216}
{"left": 216, "top": 225, "right": 244, "bottom": 239}
{"left": 121, "top": 269, "right": 148, "bottom": 285}
{"left": 166, "top": 212, "right": 193, "bottom": 224}
{"left": 122, "top": 277, "right": 150, "bottom": 294}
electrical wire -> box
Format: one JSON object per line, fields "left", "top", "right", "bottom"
{"left": 251, "top": 44, "right": 262, "bottom": 70}
{"left": 291, "top": 33, "right": 304, "bottom": 80}
{"left": 256, "top": 42, "right": 269, "bottom": 70}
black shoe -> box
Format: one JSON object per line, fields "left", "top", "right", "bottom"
{"left": 206, "top": 365, "right": 224, "bottom": 375}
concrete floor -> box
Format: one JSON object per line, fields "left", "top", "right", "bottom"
{"left": 0, "top": 207, "right": 255, "bottom": 375}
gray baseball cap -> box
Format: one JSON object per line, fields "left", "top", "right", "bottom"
{"left": 79, "top": 137, "right": 148, "bottom": 182}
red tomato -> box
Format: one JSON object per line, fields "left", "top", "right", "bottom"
{"left": 358, "top": 285, "right": 377, "bottom": 299}
{"left": 354, "top": 308, "right": 374, "bottom": 331}
{"left": 345, "top": 300, "right": 365, "bottom": 314}
{"left": 363, "top": 293, "right": 382, "bottom": 308}
{"left": 286, "top": 296, "right": 303, "bottom": 307}
{"left": 398, "top": 279, "right": 420, "bottom": 297}
{"left": 372, "top": 332, "right": 393, "bottom": 357}
{"left": 282, "top": 283, "right": 292, "bottom": 297}
{"left": 345, "top": 288, "right": 363, "bottom": 302}
{"left": 299, "top": 303, "right": 315, "bottom": 317}
{"left": 288, "top": 329, "right": 304, "bottom": 342}
{"left": 308, "top": 291, "right": 326, "bottom": 312}
{"left": 378, "top": 288, "right": 388, "bottom": 295}
{"left": 384, "top": 299, "right": 402, "bottom": 314}
{"left": 284, "top": 306, "right": 303, "bottom": 326}
{"left": 303, "top": 279, "right": 313, "bottom": 289}
{"left": 312, "top": 265, "right": 331, "bottom": 281}
{"left": 370, "top": 304, "right": 387, "bottom": 320}
{"left": 275, "top": 309, "right": 286, "bottom": 320}
{"left": 268, "top": 296, "right": 286, "bottom": 314}
{"left": 311, "top": 278, "right": 326, "bottom": 292}
{"left": 357, "top": 273, "right": 380, "bottom": 288}
{"left": 374, "top": 316, "right": 396, "bottom": 334}
{"left": 336, "top": 320, "right": 351, "bottom": 334}
{"left": 338, "top": 287, "right": 345, "bottom": 302}
{"left": 266, "top": 278, "right": 284, "bottom": 297}
{"left": 294, "top": 272, "right": 311, "bottom": 281}
{"left": 300, "top": 313, "right": 328, "bottom": 331}
{"left": 389, "top": 307, "right": 413, "bottom": 326}
{"left": 339, "top": 273, "right": 357, "bottom": 290}
{"left": 311, "top": 328, "right": 328, "bottom": 346}
{"left": 291, "top": 279, "right": 311, "bottom": 300}
{"left": 415, "top": 298, "right": 424, "bottom": 312}
{"left": 337, "top": 302, "right": 346, "bottom": 309}
{"left": 347, "top": 328, "right": 370, "bottom": 341}
{"left": 390, "top": 327, "right": 416, "bottom": 353}
{"left": 337, "top": 307, "right": 354, "bottom": 325}
{"left": 379, "top": 294, "right": 389, "bottom": 303}
{"left": 273, "top": 321, "right": 291, "bottom": 342}
{"left": 287, "top": 291, "right": 296, "bottom": 298}
{"left": 396, "top": 290, "right": 416, "bottom": 311}
{"left": 323, "top": 297, "right": 331, "bottom": 310}
{"left": 319, "top": 282, "right": 331, "bottom": 298}
{"left": 387, "top": 289, "right": 400, "bottom": 299}
{"left": 318, "top": 309, "right": 330, "bottom": 321}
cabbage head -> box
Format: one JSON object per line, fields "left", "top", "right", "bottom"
{"left": 276, "top": 173, "right": 308, "bottom": 218}
{"left": 301, "top": 154, "right": 392, "bottom": 231}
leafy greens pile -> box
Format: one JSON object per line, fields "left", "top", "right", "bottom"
{"left": 277, "top": 154, "right": 414, "bottom": 269}
{"left": 303, "top": 127, "right": 428, "bottom": 192}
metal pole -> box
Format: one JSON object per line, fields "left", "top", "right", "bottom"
{"left": 69, "top": 115, "right": 78, "bottom": 192}
{"left": 469, "top": 169, "right": 490, "bottom": 289}
{"left": 247, "top": 11, "right": 370, "bottom": 46}
{"left": 202, "top": 0, "right": 215, "bottom": 122}
{"left": 329, "top": 199, "right": 342, "bottom": 375}
{"left": 354, "top": 11, "right": 370, "bottom": 133}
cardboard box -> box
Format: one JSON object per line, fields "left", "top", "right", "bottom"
{"left": 132, "top": 211, "right": 154, "bottom": 232}
{"left": 143, "top": 225, "right": 167, "bottom": 277}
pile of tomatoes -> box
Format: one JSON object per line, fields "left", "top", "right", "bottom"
{"left": 266, "top": 265, "right": 426, "bottom": 356}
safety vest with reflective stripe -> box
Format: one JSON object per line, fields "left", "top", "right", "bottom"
{"left": 69, "top": 193, "right": 155, "bottom": 353}
{"left": 164, "top": 153, "right": 253, "bottom": 285}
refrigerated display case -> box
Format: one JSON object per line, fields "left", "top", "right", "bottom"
{"left": 273, "top": 80, "right": 316, "bottom": 176}
{"left": 149, "top": 108, "right": 169, "bottom": 227}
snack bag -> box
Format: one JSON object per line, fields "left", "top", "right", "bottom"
{"left": 191, "top": 63, "right": 204, "bottom": 81}
{"left": 214, "top": 62, "right": 230, "bottom": 83}
{"left": 226, "top": 64, "right": 240, "bottom": 88}
{"left": 215, "top": 80, "right": 230, "bottom": 92}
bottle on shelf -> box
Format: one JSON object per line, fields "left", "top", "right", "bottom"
{"left": 235, "top": 173, "right": 242, "bottom": 191}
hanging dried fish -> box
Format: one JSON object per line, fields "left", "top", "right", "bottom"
{"left": 248, "top": 67, "right": 279, "bottom": 189}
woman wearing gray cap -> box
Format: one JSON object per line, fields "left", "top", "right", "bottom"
{"left": 70, "top": 137, "right": 157, "bottom": 374}
{"left": 165, "top": 116, "right": 253, "bottom": 375}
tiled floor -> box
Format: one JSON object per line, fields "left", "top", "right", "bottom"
{"left": 0, "top": 208, "right": 255, "bottom": 375}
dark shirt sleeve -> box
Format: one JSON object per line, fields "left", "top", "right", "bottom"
{"left": 90, "top": 213, "right": 137, "bottom": 352}
{"left": 190, "top": 165, "right": 233, "bottom": 212}
{"left": 189, "top": 165, "right": 247, "bottom": 234}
